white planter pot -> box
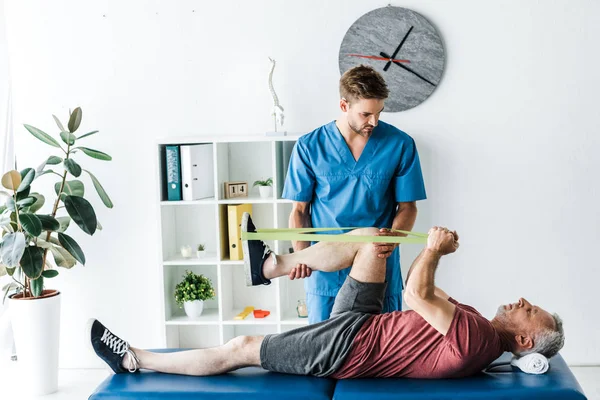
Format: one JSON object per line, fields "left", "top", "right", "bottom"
{"left": 258, "top": 186, "right": 272, "bottom": 198}
{"left": 196, "top": 250, "right": 206, "bottom": 259}
{"left": 183, "top": 300, "right": 204, "bottom": 318}
{"left": 9, "top": 291, "right": 61, "bottom": 396}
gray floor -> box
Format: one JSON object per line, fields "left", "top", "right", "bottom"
{"left": 1, "top": 365, "right": 598, "bottom": 399}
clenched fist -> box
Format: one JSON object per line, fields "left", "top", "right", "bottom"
{"left": 426, "top": 226, "right": 459, "bottom": 256}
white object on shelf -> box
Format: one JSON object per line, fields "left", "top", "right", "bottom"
{"left": 183, "top": 300, "right": 205, "bottom": 318}
{"left": 180, "top": 144, "right": 214, "bottom": 201}
{"left": 180, "top": 245, "right": 193, "bottom": 258}
{"left": 258, "top": 186, "right": 272, "bottom": 198}
{"left": 196, "top": 250, "right": 206, "bottom": 259}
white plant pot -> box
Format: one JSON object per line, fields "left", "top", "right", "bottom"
{"left": 9, "top": 291, "right": 61, "bottom": 396}
{"left": 258, "top": 186, "right": 272, "bottom": 198}
{"left": 197, "top": 250, "right": 206, "bottom": 258}
{"left": 183, "top": 300, "right": 205, "bottom": 318}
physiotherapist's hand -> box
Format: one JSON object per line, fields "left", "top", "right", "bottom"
{"left": 426, "top": 226, "right": 459, "bottom": 256}
{"left": 373, "top": 228, "right": 401, "bottom": 259}
{"left": 288, "top": 263, "right": 312, "bottom": 280}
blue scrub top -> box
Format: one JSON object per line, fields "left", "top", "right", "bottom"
{"left": 282, "top": 120, "right": 426, "bottom": 297}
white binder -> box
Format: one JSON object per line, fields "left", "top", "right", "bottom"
{"left": 180, "top": 144, "right": 214, "bottom": 201}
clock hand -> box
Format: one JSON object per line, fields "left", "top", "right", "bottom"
{"left": 380, "top": 51, "right": 437, "bottom": 86}
{"left": 384, "top": 26, "right": 414, "bottom": 72}
{"left": 347, "top": 54, "right": 410, "bottom": 63}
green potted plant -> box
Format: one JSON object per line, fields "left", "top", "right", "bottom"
{"left": 196, "top": 243, "right": 206, "bottom": 259}
{"left": 174, "top": 270, "right": 215, "bottom": 318}
{"left": 253, "top": 177, "right": 273, "bottom": 199}
{"left": 0, "top": 107, "right": 112, "bottom": 395}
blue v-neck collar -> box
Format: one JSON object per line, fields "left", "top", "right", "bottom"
{"left": 328, "top": 120, "right": 378, "bottom": 172}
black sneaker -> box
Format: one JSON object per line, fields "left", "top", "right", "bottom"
{"left": 241, "top": 212, "right": 272, "bottom": 286}
{"left": 86, "top": 318, "right": 140, "bottom": 374}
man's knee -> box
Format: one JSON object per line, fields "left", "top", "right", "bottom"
{"left": 348, "top": 227, "right": 380, "bottom": 237}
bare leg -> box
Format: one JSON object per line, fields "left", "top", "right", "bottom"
{"left": 123, "top": 336, "right": 263, "bottom": 376}
{"left": 262, "top": 227, "right": 386, "bottom": 283}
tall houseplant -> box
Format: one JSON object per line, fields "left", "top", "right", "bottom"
{"left": 0, "top": 107, "right": 112, "bottom": 395}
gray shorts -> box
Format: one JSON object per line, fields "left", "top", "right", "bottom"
{"left": 260, "top": 276, "right": 386, "bottom": 377}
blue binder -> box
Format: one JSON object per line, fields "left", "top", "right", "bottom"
{"left": 165, "top": 145, "right": 182, "bottom": 201}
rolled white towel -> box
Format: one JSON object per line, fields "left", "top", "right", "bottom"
{"left": 511, "top": 353, "right": 549, "bottom": 374}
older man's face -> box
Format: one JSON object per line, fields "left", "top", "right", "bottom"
{"left": 495, "top": 298, "right": 555, "bottom": 334}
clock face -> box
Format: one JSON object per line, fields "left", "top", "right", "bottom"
{"left": 339, "top": 7, "right": 445, "bottom": 112}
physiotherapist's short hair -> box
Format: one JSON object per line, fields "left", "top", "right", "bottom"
{"left": 339, "top": 65, "right": 389, "bottom": 104}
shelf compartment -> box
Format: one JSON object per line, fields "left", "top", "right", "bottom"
{"left": 218, "top": 203, "right": 274, "bottom": 261}
{"left": 161, "top": 204, "right": 218, "bottom": 262}
{"left": 163, "top": 265, "right": 219, "bottom": 323}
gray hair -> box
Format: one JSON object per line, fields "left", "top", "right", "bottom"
{"left": 521, "top": 313, "right": 565, "bottom": 358}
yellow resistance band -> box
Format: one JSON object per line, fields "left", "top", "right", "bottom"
{"left": 241, "top": 227, "right": 428, "bottom": 244}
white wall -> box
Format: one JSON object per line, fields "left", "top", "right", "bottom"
{"left": 3, "top": 0, "right": 599, "bottom": 367}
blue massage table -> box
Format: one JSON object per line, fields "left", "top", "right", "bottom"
{"left": 89, "top": 350, "right": 587, "bottom": 400}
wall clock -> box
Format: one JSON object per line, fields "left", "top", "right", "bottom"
{"left": 339, "top": 6, "right": 445, "bottom": 112}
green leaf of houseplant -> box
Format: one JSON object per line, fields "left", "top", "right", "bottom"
{"left": 46, "top": 155, "right": 63, "bottom": 165}
{"left": 56, "top": 216, "right": 71, "bottom": 232}
{"left": 17, "top": 168, "right": 35, "bottom": 193}
{"left": 5, "top": 197, "right": 15, "bottom": 211}
{"left": 68, "top": 107, "right": 82, "bottom": 133}
{"left": 24, "top": 124, "right": 61, "bottom": 148}
{"left": 64, "top": 195, "right": 97, "bottom": 235}
{"left": 58, "top": 232, "right": 85, "bottom": 265}
{"left": 28, "top": 193, "right": 45, "bottom": 213}
{"left": 49, "top": 245, "right": 77, "bottom": 268}
{"left": 64, "top": 158, "right": 82, "bottom": 177}
{"left": 20, "top": 246, "right": 44, "bottom": 279}
{"left": 15, "top": 186, "right": 30, "bottom": 201}
{"left": 53, "top": 114, "right": 65, "bottom": 132}
{"left": 42, "top": 269, "right": 59, "bottom": 278}
{"left": 37, "top": 215, "right": 60, "bottom": 231}
{"left": 16, "top": 196, "right": 36, "bottom": 208}
{"left": 60, "top": 131, "right": 77, "bottom": 146}
{"left": 55, "top": 180, "right": 84, "bottom": 197}
{"left": 75, "top": 147, "right": 112, "bottom": 161}
{"left": 31, "top": 276, "right": 43, "bottom": 296}
{"left": 77, "top": 130, "right": 98, "bottom": 140}
{"left": 83, "top": 170, "right": 113, "bottom": 208}
{"left": 20, "top": 213, "right": 42, "bottom": 236}
{"left": 1, "top": 170, "right": 21, "bottom": 191}
{"left": 0, "top": 232, "right": 25, "bottom": 267}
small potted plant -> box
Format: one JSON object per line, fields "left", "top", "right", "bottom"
{"left": 174, "top": 270, "right": 215, "bottom": 318}
{"left": 253, "top": 177, "right": 273, "bottom": 199}
{"left": 196, "top": 243, "right": 206, "bottom": 258}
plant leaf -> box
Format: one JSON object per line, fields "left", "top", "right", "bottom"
{"left": 83, "top": 169, "right": 113, "bottom": 208}
{"left": 55, "top": 180, "right": 84, "bottom": 197}
{"left": 20, "top": 214, "right": 42, "bottom": 236}
{"left": 64, "top": 195, "right": 96, "bottom": 235}
{"left": 49, "top": 245, "right": 77, "bottom": 268}
{"left": 77, "top": 130, "right": 99, "bottom": 140}
{"left": 64, "top": 159, "right": 82, "bottom": 177}
{"left": 46, "top": 155, "right": 63, "bottom": 165}
{"left": 75, "top": 147, "right": 112, "bottom": 161}
{"left": 60, "top": 131, "right": 76, "bottom": 146}
{"left": 58, "top": 232, "right": 85, "bottom": 265}
{"left": 5, "top": 197, "right": 16, "bottom": 211}
{"left": 68, "top": 107, "right": 82, "bottom": 133}
{"left": 17, "top": 168, "right": 35, "bottom": 193}
{"left": 37, "top": 215, "right": 60, "bottom": 231}
{"left": 15, "top": 186, "right": 30, "bottom": 201}
{"left": 20, "top": 246, "right": 44, "bottom": 279}
{"left": 1, "top": 170, "right": 21, "bottom": 191}
{"left": 31, "top": 276, "right": 43, "bottom": 296}
{"left": 16, "top": 196, "right": 36, "bottom": 208}
{"left": 28, "top": 193, "right": 45, "bottom": 213}
{"left": 24, "top": 124, "right": 61, "bottom": 148}
{"left": 56, "top": 216, "right": 71, "bottom": 233}
{"left": 42, "top": 269, "right": 59, "bottom": 278}
{"left": 0, "top": 264, "right": 5, "bottom": 277}
{"left": 97, "top": 220, "right": 102, "bottom": 231}
{"left": 52, "top": 114, "right": 65, "bottom": 132}
{"left": 0, "top": 232, "right": 25, "bottom": 267}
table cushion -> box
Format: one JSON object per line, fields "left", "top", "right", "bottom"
{"left": 332, "top": 352, "right": 586, "bottom": 400}
{"left": 89, "top": 349, "right": 336, "bottom": 400}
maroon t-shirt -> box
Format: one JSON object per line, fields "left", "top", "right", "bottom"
{"left": 331, "top": 298, "right": 508, "bottom": 379}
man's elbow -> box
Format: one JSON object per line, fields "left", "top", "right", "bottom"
{"left": 404, "top": 287, "right": 435, "bottom": 309}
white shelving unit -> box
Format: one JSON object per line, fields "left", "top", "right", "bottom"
{"left": 155, "top": 135, "right": 307, "bottom": 349}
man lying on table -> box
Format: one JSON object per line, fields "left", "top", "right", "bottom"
{"left": 88, "top": 213, "right": 564, "bottom": 378}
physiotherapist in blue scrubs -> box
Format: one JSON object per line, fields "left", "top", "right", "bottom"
{"left": 282, "top": 65, "right": 427, "bottom": 324}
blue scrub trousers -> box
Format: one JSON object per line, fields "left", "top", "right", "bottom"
{"left": 306, "top": 292, "right": 402, "bottom": 324}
